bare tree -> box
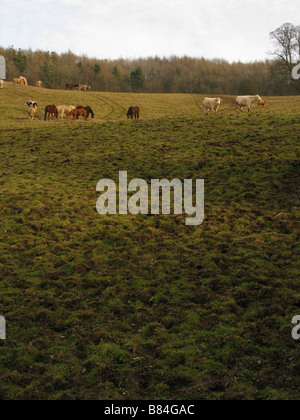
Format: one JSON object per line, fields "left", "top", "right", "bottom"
{"left": 270, "top": 23, "right": 300, "bottom": 70}
{"left": 269, "top": 23, "right": 300, "bottom": 92}
{"left": 295, "top": 25, "right": 300, "bottom": 58}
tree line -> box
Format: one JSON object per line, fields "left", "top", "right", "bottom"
{"left": 1, "top": 23, "right": 299, "bottom": 95}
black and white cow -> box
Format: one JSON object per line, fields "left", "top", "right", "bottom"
{"left": 26, "top": 100, "right": 38, "bottom": 110}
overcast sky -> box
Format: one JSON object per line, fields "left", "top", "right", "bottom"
{"left": 0, "top": 0, "right": 299, "bottom": 62}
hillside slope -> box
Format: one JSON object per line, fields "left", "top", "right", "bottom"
{"left": 0, "top": 85, "right": 299, "bottom": 400}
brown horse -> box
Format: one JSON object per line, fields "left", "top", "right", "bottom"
{"left": 13, "top": 78, "right": 26, "bottom": 85}
{"left": 66, "top": 108, "right": 88, "bottom": 121}
{"left": 76, "top": 106, "right": 95, "bottom": 119}
{"left": 44, "top": 105, "right": 58, "bottom": 120}
{"left": 127, "top": 106, "right": 140, "bottom": 120}
{"left": 65, "top": 83, "right": 79, "bottom": 90}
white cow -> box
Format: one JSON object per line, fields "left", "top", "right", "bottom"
{"left": 57, "top": 105, "right": 76, "bottom": 118}
{"left": 236, "top": 95, "right": 262, "bottom": 112}
{"left": 203, "top": 98, "right": 222, "bottom": 115}
{"left": 26, "top": 100, "right": 38, "bottom": 110}
{"left": 79, "top": 84, "right": 91, "bottom": 91}
{"left": 0, "top": 79, "right": 3, "bottom": 89}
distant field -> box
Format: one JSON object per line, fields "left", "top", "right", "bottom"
{"left": 0, "top": 84, "right": 299, "bottom": 400}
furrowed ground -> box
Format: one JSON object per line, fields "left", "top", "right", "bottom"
{"left": 0, "top": 84, "right": 299, "bottom": 400}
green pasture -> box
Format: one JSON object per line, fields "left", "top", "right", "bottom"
{"left": 0, "top": 84, "right": 299, "bottom": 400}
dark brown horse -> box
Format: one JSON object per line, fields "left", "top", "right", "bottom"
{"left": 65, "top": 83, "right": 79, "bottom": 90}
{"left": 44, "top": 105, "right": 58, "bottom": 120}
{"left": 66, "top": 108, "right": 88, "bottom": 121}
{"left": 76, "top": 106, "right": 95, "bottom": 119}
{"left": 127, "top": 106, "right": 140, "bottom": 120}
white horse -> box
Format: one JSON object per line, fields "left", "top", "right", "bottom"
{"left": 19, "top": 76, "right": 28, "bottom": 86}
{"left": 57, "top": 105, "right": 76, "bottom": 118}
{"left": 27, "top": 106, "right": 36, "bottom": 120}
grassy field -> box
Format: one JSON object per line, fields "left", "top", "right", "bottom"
{"left": 0, "top": 84, "right": 299, "bottom": 400}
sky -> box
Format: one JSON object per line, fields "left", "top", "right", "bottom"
{"left": 0, "top": 0, "right": 299, "bottom": 62}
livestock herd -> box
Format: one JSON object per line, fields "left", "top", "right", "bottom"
{"left": 65, "top": 83, "right": 91, "bottom": 91}
{"left": 2, "top": 77, "right": 267, "bottom": 121}
{"left": 25, "top": 101, "right": 138, "bottom": 121}
{"left": 203, "top": 95, "right": 267, "bottom": 114}
{"left": 10, "top": 77, "right": 42, "bottom": 87}
{"left": 26, "top": 102, "right": 96, "bottom": 121}
{"left": 0, "top": 77, "right": 90, "bottom": 90}
{"left": 26, "top": 95, "right": 267, "bottom": 122}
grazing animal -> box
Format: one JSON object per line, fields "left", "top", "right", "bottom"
{"left": 257, "top": 100, "right": 267, "bottom": 106}
{"left": 36, "top": 81, "right": 42, "bottom": 87}
{"left": 78, "top": 85, "right": 91, "bottom": 91}
{"left": 28, "top": 107, "right": 36, "bottom": 120}
{"left": 66, "top": 108, "right": 88, "bottom": 121}
{"left": 236, "top": 95, "right": 262, "bottom": 112}
{"left": 0, "top": 79, "right": 3, "bottom": 89}
{"left": 65, "top": 83, "right": 79, "bottom": 90}
{"left": 13, "top": 78, "right": 26, "bottom": 85}
{"left": 19, "top": 76, "right": 28, "bottom": 86}
{"left": 203, "top": 98, "right": 222, "bottom": 115}
{"left": 26, "top": 100, "right": 38, "bottom": 110}
{"left": 76, "top": 106, "right": 94, "bottom": 119}
{"left": 57, "top": 105, "right": 76, "bottom": 118}
{"left": 127, "top": 106, "right": 140, "bottom": 120}
{"left": 44, "top": 105, "right": 58, "bottom": 120}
